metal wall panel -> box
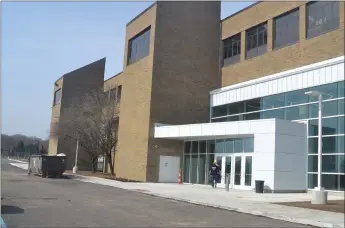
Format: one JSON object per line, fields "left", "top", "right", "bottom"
{"left": 212, "top": 56, "right": 344, "bottom": 107}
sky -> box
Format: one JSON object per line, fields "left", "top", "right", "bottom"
{"left": 1, "top": 1, "right": 254, "bottom": 140}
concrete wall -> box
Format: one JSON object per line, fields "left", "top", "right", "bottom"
{"left": 273, "top": 120, "right": 307, "bottom": 192}
{"left": 221, "top": 1, "right": 345, "bottom": 87}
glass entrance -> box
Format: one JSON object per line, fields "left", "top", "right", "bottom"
{"left": 233, "top": 154, "right": 253, "bottom": 189}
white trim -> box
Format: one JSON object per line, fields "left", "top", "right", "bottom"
{"left": 211, "top": 56, "right": 344, "bottom": 107}
{"left": 211, "top": 56, "right": 344, "bottom": 95}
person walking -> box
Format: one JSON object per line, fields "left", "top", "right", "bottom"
{"left": 209, "top": 160, "right": 221, "bottom": 188}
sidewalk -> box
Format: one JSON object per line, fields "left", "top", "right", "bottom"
{"left": 8, "top": 161, "right": 345, "bottom": 228}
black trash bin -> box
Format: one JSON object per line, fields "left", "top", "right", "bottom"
{"left": 255, "top": 180, "right": 264, "bottom": 193}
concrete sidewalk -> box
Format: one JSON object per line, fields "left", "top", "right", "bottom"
{"left": 8, "top": 161, "right": 345, "bottom": 228}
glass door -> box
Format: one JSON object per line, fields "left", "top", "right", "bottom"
{"left": 233, "top": 154, "right": 253, "bottom": 190}
{"left": 234, "top": 155, "right": 242, "bottom": 187}
{"left": 225, "top": 156, "right": 232, "bottom": 186}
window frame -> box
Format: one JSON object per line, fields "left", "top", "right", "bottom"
{"left": 222, "top": 33, "right": 241, "bottom": 66}
{"left": 245, "top": 22, "right": 268, "bottom": 59}
{"left": 53, "top": 88, "right": 62, "bottom": 106}
{"left": 306, "top": 1, "right": 340, "bottom": 39}
{"left": 127, "top": 26, "right": 151, "bottom": 65}
{"left": 273, "top": 8, "right": 300, "bottom": 50}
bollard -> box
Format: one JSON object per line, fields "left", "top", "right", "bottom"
{"left": 225, "top": 174, "right": 230, "bottom": 192}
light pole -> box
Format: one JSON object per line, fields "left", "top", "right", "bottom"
{"left": 305, "top": 91, "right": 327, "bottom": 204}
{"left": 73, "top": 139, "right": 79, "bottom": 174}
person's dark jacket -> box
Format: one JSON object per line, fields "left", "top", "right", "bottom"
{"left": 210, "top": 164, "right": 220, "bottom": 176}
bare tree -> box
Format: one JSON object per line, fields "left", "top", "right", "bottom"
{"left": 54, "top": 84, "right": 120, "bottom": 175}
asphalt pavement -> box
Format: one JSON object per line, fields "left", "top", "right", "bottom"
{"left": 1, "top": 158, "right": 313, "bottom": 228}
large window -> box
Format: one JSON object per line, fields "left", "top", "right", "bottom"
{"left": 246, "top": 23, "right": 267, "bottom": 59}
{"left": 127, "top": 27, "right": 151, "bottom": 65}
{"left": 53, "top": 89, "right": 61, "bottom": 105}
{"left": 223, "top": 33, "right": 241, "bottom": 66}
{"left": 306, "top": 1, "right": 340, "bottom": 39}
{"left": 273, "top": 8, "right": 299, "bottom": 49}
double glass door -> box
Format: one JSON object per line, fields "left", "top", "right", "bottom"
{"left": 217, "top": 154, "right": 253, "bottom": 190}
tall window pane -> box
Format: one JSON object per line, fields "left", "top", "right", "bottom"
{"left": 273, "top": 8, "right": 299, "bottom": 49}
{"left": 224, "top": 139, "right": 234, "bottom": 153}
{"left": 215, "top": 140, "right": 225, "bottom": 154}
{"left": 223, "top": 33, "right": 241, "bottom": 66}
{"left": 246, "top": 23, "right": 267, "bottom": 59}
{"left": 307, "top": 1, "right": 340, "bottom": 39}
{"left": 262, "top": 93, "right": 286, "bottom": 109}
{"left": 53, "top": 89, "right": 62, "bottom": 105}
{"left": 128, "top": 27, "right": 151, "bottom": 65}
{"left": 338, "top": 81, "right": 344, "bottom": 97}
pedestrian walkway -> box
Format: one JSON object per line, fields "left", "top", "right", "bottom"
{"left": 8, "top": 160, "right": 345, "bottom": 228}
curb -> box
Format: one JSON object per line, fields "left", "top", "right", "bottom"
{"left": 133, "top": 191, "right": 342, "bottom": 228}
{"left": 8, "top": 158, "right": 28, "bottom": 164}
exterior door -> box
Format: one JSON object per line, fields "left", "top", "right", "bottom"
{"left": 233, "top": 154, "right": 253, "bottom": 190}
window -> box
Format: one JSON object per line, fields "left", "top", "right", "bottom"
{"left": 261, "top": 109, "right": 285, "bottom": 120}
{"left": 223, "top": 33, "right": 241, "bottom": 66}
{"left": 117, "top": 85, "right": 122, "bottom": 102}
{"left": 53, "top": 89, "right": 62, "bottom": 105}
{"left": 262, "top": 93, "right": 286, "bottom": 109}
{"left": 246, "top": 23, "right": 267, "bottom": 59}
{"left": 245, "top": 98, "right": 261, "bottom": 112}
{"left": 127, "top": 27, "right": 151, "bottom": 65}
{"left": 285, "top": 105, "right": 308, "bottom": 120}
{"left": 306, "top": 1, "right": 340, "bottom": 39}
{"left": 212, "top": 105, "right": 227, "bottom": 118}
{"left": 285, "top": 88, "right": 309, "bottom": 106}
{"left": 273, "top": 8, "right": 299, "bottom": 49}
{"left": 228, "top": 101, "right": 245, "bottom": 115}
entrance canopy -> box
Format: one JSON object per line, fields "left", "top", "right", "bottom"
{"left": 154, "top": 119, "right": 308, "bottom": 193}
{"left": 154, "top": 119, "right": 305, "bottom": 141}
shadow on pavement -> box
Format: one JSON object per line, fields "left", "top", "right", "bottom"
{"left": 1, "top": 205, "right": 25, "bottom": 215}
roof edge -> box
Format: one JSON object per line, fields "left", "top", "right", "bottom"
{"left": 221, "top": 1, "right": 261, "bottom": 23}
{"left": 104, "top": 71, "right": 123, "bottom": 82}
{"left": 126, "top": 2, "right": 157, "bottom": 27}
{"left": 54, "top": 57, "right": 106, "bottom": 83}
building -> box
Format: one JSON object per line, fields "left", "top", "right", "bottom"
{"left": 48, "top": 58, "right": 106, "bottom": 170}
{"left": 48, "top": 1, "right": 344, "bottom": 192}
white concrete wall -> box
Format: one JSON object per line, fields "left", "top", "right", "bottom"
{"left": 273, "top": 120, "right": 308, "bottom": 192}
{"left": 154, "top": 119, "right": 308, "bottom": 192}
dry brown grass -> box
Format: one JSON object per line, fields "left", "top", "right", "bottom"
{"left": 275, "top": 200, "right": 344, "bottom": 213}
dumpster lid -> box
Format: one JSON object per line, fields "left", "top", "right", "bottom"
{"left": 57, "top": 153, "right": 66, "bottom": 157}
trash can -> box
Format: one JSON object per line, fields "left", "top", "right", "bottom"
{"left": 255, "top": 180, "right": 264, "bottom": 193}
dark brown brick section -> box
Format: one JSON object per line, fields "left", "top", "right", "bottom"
{"left": 49, "top": 58, "right": 106, "bottom": 170}
{"left": 221, "top": 1, "right": 345, "bottom": 87}
{"left": 146, "top": 1, "right": 221, "bottom": 182}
